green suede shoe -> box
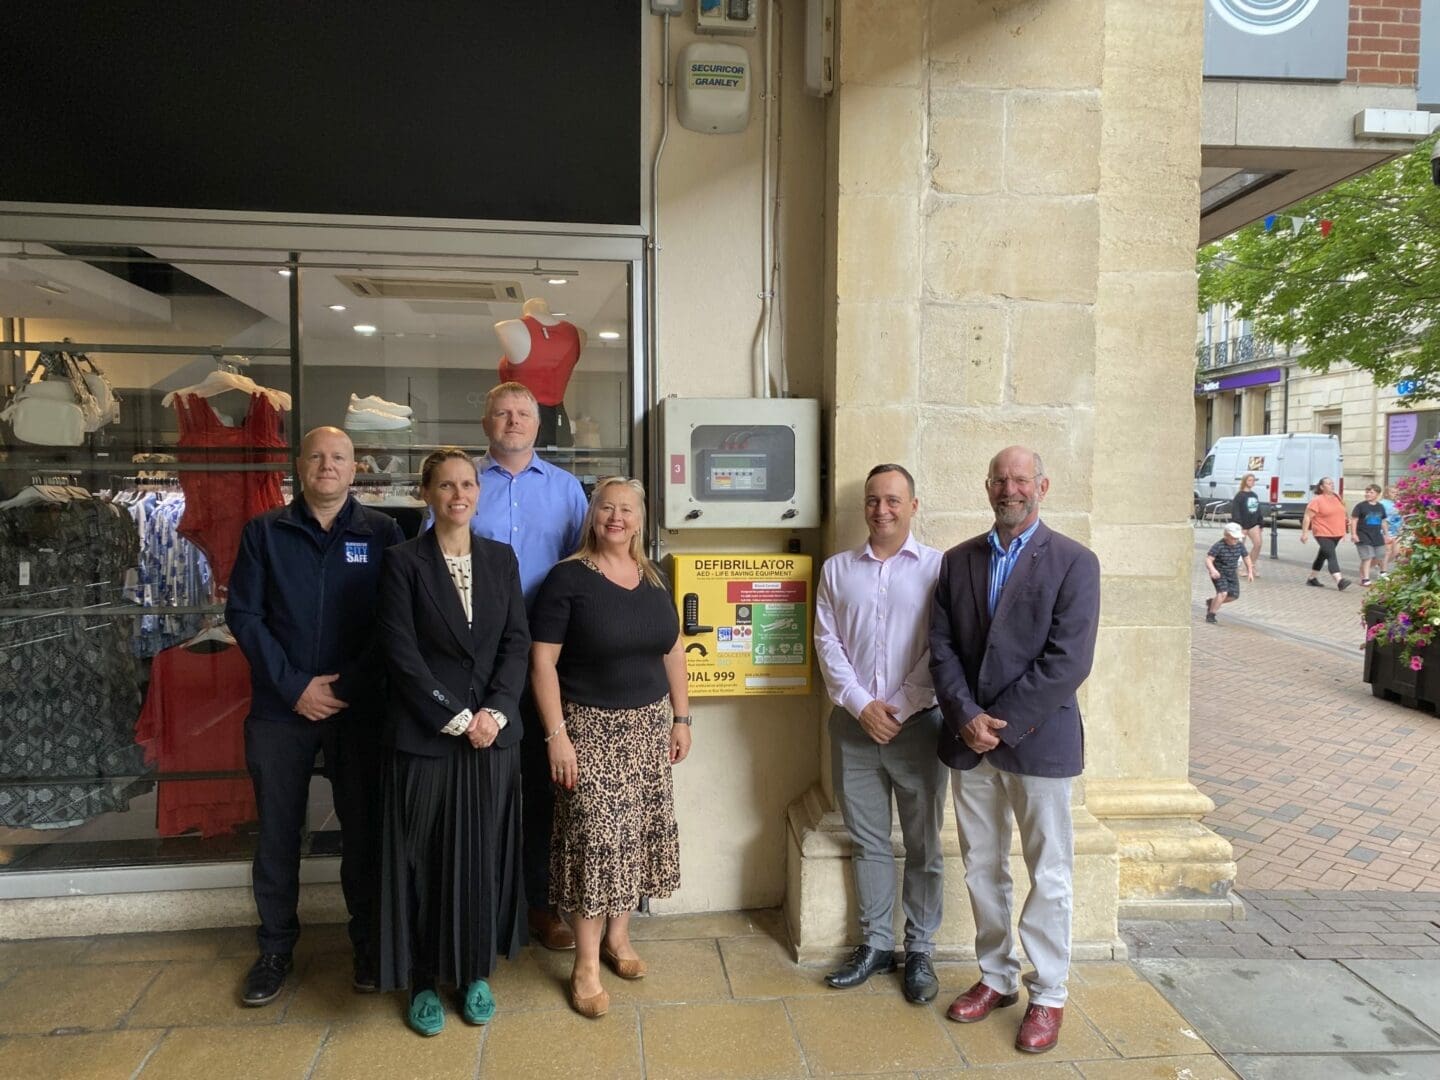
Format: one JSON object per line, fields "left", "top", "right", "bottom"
{"left": 463, "top": 979, "right": 496, "bottom": 1025}
{"left": 407, "top": 989, "right": 445, "bottom": 1037}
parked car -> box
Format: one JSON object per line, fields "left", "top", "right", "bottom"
{"left": 1194, "top": 433, "right": 1344, "bottom": 521}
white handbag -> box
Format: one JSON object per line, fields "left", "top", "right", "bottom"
{"left": 0, "top": 350, "right": 111, "bottom": 446}
{"left": 73, "top": 352, "right": 121, "bottom": 429}
{"left": 1, "top": 377, "right": 87, "bottom": 446}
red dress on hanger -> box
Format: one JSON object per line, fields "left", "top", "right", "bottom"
{"left": 172, "top": 392, "right": 287, "bottom": 594}
{"left": 135, "top": 642, "right": 256, "bottom": 838}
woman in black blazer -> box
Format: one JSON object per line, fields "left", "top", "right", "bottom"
{"left": 375, "top": 448, "right": 530, "bottom": 1037}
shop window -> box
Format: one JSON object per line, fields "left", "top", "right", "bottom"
{"left": 0, "top": 243, "right": 635, "bottom": 876}
{"left": 1263, "top": 389, "right": 1272, "bottom": 435}
{"left": 1385, "top": 409, "right": 1440, "bottom": 485}
{"left": 1205, "top": 398, "right": 1214, "bottom": 448}
{"left": 1232, "top": 392, "right": 1243, "bottom": 436}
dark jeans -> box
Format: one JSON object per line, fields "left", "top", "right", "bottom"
{"left": 245, "top": 715, "right": 382, "bottom": 956}
{"left": 1311, "top": 536, "right": 1341, "bottom": 575}
{"left": 518, "top": 689, "right": 555, "bottom": 910}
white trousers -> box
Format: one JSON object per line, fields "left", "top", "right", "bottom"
{"left": 952, "top": 758, "right": 1073, "bottom": 1007}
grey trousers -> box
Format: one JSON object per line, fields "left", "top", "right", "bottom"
{"left": 829, "top": 705, "right": 947, "bottom": 954}
{"left": 952, "top": 757, "right": 1073, "bottom": 1008}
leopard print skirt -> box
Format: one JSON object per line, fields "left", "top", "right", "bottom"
{"left": 549, "top": 696, "right": 680, "bottom": 918}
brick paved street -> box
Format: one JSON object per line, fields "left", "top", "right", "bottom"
{"left": 1190, "top": 523, "right": 1440, "bottom": 895}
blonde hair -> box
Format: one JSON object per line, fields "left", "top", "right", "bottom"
{"left": 485, "top": 381, "right": 537, "bottom": 413}
{"left": 564, "top": 477, "right": 664, "bottom": 587}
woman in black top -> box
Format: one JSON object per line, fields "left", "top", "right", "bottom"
{"left": 375, "top": 449, "right": 530, "bottom": 1036}
{"left": 529, "top": 477, "right": 692, "bottom": 1019}
{"left": 1231, "top": 472, "right": 1265, "bottom": 577}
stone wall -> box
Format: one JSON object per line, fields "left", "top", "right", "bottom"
{"left": 788, "top": 0, "right": 1234, "bottom": 961}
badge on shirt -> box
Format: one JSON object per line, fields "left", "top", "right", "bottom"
{"left": 344, "top": 541, "right": 369, "bottom": 564}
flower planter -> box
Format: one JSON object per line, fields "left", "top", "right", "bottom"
{"left": 1365, "top": 605, "right": 1440, "bottom": 712}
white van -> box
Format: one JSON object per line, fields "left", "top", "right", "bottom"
{"left": 1194, "top": 433, "right": 1344, "bottom": 520}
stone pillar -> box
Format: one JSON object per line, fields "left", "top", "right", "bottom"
{"left": 1084, "top": 0, "right": 1240, "bottom": 919}
{"left": 785, "top": 0, "right": 1237, "bottom": 962}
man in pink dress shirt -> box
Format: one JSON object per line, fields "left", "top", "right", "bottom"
{"left": 814, "top": 463, "right": 945, "bottom": 1004}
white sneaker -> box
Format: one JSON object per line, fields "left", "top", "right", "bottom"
{"left": 344, "top": 406, "right": 412, "bottom": 431}
{"left": 349, "top": 393, "right": 412, "bottom": 418}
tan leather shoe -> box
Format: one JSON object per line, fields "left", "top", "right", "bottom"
{"left": 945, "top": 979, "right": 1020, "bottom": 1023}
{"left": 601, "top": 944, "right": 647, "bottom": 980}
{"left": 529, "top": 907, "right": 576, "bottom": 951}
{"left": 570, "top": 977, "right": 610, "bottom": 1019}
{"left": 1016, "top": 1003, "right": 1064, "bottom": 1053}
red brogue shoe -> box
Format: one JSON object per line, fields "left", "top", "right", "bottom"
{"left": 944, "top": 980, "right": 1020, "bottom": 1023}
{"left": 1016, "top": 1003, "right": 1064, "bottom": 1053}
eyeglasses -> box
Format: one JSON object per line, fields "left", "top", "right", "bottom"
{"left": 985, "top": 475, "right": 1039, "bottom": 489}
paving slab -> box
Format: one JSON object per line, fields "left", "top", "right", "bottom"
{"left": 1226, "top": 1053, "right": 1440, "bottom": 1079}
{"left": 1343, "top": 959, "right": 1440, "bottom": 1034}
{"left": 1135, "top": 957, "right": 1440, "bottom": 1055}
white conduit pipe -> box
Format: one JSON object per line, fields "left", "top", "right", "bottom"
{"left": 758, "top": 0, "right": 777, "bottom": 398}
{"left": 647, "top": 13, "right": 672, "bottom": 554}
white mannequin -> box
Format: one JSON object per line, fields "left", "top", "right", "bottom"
{"left": 492, "top": 297, "right": 588, "bottom": 363}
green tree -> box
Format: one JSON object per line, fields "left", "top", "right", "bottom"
{"left": 1198, "top": 135, "right": 1440, "bottom": 394}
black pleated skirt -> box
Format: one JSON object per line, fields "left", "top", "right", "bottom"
{"left": 377, "top": 741, "right": 525, "bottom": 992}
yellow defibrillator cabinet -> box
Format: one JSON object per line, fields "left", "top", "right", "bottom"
{"left": 670, "top": 553, "right": 813, "bottom": 697}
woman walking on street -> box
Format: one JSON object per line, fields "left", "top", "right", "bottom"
{"left": 1300, "top": 476, "right": 1352, "bottom": 591}
{"left": 1230, "top": 472, "right": 1265, "bottom": 578}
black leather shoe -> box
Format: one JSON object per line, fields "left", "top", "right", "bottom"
{"left": 825, "top": 945, "right": 896, "bottom": 989}
{"left": 242, "top": 952, "right": 293, "bottom": 1007}
{"left": 352, "top": 947, "right": 378, "bottom": 994}
{"left": 903, "top": 952, "right": 939, "bottom": 1004}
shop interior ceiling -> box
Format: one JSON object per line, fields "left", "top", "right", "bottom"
{"left": 0, "top": 243, "right": 631, "bottom": 366}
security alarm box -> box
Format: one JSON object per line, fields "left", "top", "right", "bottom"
{"left": 661, "top": 397, "right": 820, "bottom": 529}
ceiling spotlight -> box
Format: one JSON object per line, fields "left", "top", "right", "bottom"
{"left": 277, "top": 268, "right": 293, "bottom": 277}
{"left": 328, "top": 303, "right": 347, "bottom": 312}
{"left": 547, "top": 277, "right": 568, "bottom": 285}
{"left": 353, "top": 324, "right": 378, "bottom": 334}
{"left": 598, "top": 330, "right": 621, "bottom": 340}
{"left": 551, "top": 312, "right": 568, "bottom": 318}
{"left": 33, "top": 280, "right": 70, "bottom": 295}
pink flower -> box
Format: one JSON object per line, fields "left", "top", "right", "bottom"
{"left": 1428, "top": 511, "right": 1439, "bottom": 521}
{"left": 1367, "top": 623, "right": 1383, "bottom": 640}
{"left": 1411, "top": 656, "right": 1425, "bottom": 671}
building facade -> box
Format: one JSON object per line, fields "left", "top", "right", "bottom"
{"left": 1, "top": 1, "right": 1225, "bottom": 960}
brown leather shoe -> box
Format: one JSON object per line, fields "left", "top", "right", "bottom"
{"left": 1016, "top": 1003, "right": 1063, "bottom": 1053}
{"left": 569, "top": 977, "right": 609, "bottom": 1019}
{"left": 945, "top": 980, "right": 1020, "bottom": 1023}
{"left": 529, "top": 908, "right": 576, "bottom": 951}
{"left": 600, "top": 944, "right": 646, "bottom": 980}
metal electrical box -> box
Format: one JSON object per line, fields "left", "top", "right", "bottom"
{"left": 660, "top": 397, "right": 820, "bottom": 529}
{"left": 697, "top": 0, "right": 758, "bottom": 35}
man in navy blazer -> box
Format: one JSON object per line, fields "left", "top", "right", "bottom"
{"left": 929, "top": 446, "right": 1100, "bottom": 1056}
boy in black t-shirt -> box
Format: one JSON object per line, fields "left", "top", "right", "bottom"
{"left": 1350, "top": 484, "right": 1387, "bottom": 586}
{"left": 1205, "top": 522, "right": 1253, "bottom": 625}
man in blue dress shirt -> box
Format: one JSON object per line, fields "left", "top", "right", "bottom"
{"left": 473, "top": 381, "right": 588, "bottom": 949}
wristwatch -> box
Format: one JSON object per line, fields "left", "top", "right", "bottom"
{"left": 672, "top": 714, "right": 692, "bottom": 726}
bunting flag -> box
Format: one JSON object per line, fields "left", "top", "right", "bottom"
{"left": 1263, "top": 213, "right": 1340, "bottom": 238}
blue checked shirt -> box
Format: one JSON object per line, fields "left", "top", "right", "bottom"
{"left": 987, "top": 518, "right": 1041, "bottom": 616}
